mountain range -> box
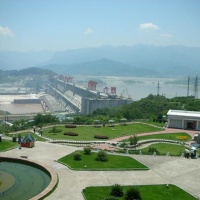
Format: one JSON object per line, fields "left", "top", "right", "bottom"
{"left": 0, "top": 45, "right": 200, "bottom": 77}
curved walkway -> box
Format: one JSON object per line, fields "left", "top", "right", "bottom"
{"left": 1, "top": 141, "right": 200, "bottom": 200}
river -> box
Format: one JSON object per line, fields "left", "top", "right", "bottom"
{"left": 74, "top": 75, "right": 196, "bottom": 100}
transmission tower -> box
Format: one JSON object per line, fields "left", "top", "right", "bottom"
{"left": 187, "top": 76, "right": 190, "bottom": 96}
{"left": 193, "top": 76, "right": 198, "bottom": 99}
{"left": 157, "top": 81, "right": 160, "bottom": 96}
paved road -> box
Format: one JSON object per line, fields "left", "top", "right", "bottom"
{"left": 1, "top": 141, "right": 200, "bottom": 200}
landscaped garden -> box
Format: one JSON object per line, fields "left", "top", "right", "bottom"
{"left": 58, "top": 150, "right": 148, "bottom": 170}
{"left": 83, "top": 184, "right": 197, "bottom": 200}
{"left": 42, "top": 123, "right": 162, "bottom": 141}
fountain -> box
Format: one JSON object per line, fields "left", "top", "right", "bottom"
{"left": 0, "top": 157, "right": 58, "bottom": 200}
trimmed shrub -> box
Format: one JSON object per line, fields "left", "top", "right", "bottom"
{"left": 73, "top": 152, "right": 81, "bottom": 160}
{"left": 94, "top": 135, "right": 109, "bottom": 139}
{"left": 83, "top": 147, "right": 91, "bottom": 155}
{"left": 125, "top": 187, "right": 142, "bottom": 200}
{"left": 65, "top": 124, "right": 77, "bottom": 128}
{"left": 64, "top": 132, "right": 78, "bottom": 136}
{"left": 97, "top": 150, "right": 108, "bottom": 162}
{"left": 111, "top": 184, "right": 123, "bottom": 197}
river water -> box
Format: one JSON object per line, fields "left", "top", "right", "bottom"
{"left": 74, "top": 75, "right": 196, "bottom": 100}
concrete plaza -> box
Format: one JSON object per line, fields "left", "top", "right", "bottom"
{"left": 1, "top": 141, "right": 200, "bottom": 200}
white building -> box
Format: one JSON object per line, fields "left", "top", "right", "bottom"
{"left": 167, "top": 110, "right": 200, "bottom": 130}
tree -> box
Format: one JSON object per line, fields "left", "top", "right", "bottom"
{"left": 125, "top": 187, "right": 142, "bottom": 200}
{"left": 97, "top": 150, "right": 108, "bottom": 162}
{"left": 129, "top": 134, "right": 139, "bottom": 149}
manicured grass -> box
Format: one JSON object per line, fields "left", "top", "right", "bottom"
{"left": 122, "top": 132, "right": 191, "bottom": 142}
{"left": 83, "top": 184, "right": 196, "bottom": 200}
{"left": 58, "top": 151, "right": 148, "bottom": 170}
{"left": 140, "top": 143, "right": 186, "bottom": 156}
{"left": 0, "top": 140, "right": 18, "bottom": 151}
{"left": 43, "top": 123, "right": 162, "bottom": 141}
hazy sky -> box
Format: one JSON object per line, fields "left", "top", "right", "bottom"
{"left": 0, "top": 0, "right": 200, "bottom": 51}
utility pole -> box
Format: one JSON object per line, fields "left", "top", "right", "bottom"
{"left": 187, "top": 76, "right": 190, "bottom": 96}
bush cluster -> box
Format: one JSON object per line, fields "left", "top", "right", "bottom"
{"left": 65, "top": 124, "right": 77, "bottom": 128}
{"left": 64, "top": 132, "right": 78, "bottom": 136}
{"left": 94, "top": 135, "right": 109, "bottom": 139}
{"left": 104, "top": 185, "right": 142, "bottom": 200}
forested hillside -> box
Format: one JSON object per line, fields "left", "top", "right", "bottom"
{"left": 89, "top": 95, "right": 200, "bottom": 122}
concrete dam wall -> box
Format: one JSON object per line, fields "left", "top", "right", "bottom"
{"left": 47, "top": 77, "right": 132, "bottom": 115}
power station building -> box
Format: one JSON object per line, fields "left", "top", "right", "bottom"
{"left": 167, "top": 110, "right": 200, "bottom": 130}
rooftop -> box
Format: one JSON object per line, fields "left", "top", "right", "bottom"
{"left": 167, "top": 110, "right": 200, "bottom": 118}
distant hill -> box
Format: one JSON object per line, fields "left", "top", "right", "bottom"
{"left": 41, "top": 58, "right": 160, "bottom": 77}
{"left": 0, "top": 67, "right": 55, "bottom": 76}
{"left": 1, "top": 45, "right": 200, "bottom": 77}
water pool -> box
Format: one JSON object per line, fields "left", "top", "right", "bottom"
{"left": 0, "top": 157, "right": 56, "bottom": 200}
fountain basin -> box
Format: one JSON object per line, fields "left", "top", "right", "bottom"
{"left": 0, "top": 156, "right": 58, "bottom": 200}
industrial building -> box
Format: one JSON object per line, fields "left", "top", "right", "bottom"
{"left": 167, "top": 109, "right": 200, "bottom": 130}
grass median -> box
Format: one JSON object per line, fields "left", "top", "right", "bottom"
{"left": 58, "top": 151, "right": 148, "bottom": 170}
{"left": 83, "top": 184, "right": 196, "bottom": 200}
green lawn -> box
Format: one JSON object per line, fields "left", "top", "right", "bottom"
{"left": 0, "top": 140, "right": 18, "bottom": 151}
{"left": 83, "top": 184, "right": 196, "bottom": 200}
{"left": 122, "top": 132, "right": 191, "bottom": 142}
{"left": 140, "top": 143, "right": 186, "bottom": 156}
{"left": 43, "top": 123, "right": 162, "bottom": 141}
{"left": 58, "top": 151, "right": 148, "bottom": 170}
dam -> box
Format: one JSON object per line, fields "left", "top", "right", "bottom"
{"left": 46, "top": 75, "right": 132, "bottom": 115}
